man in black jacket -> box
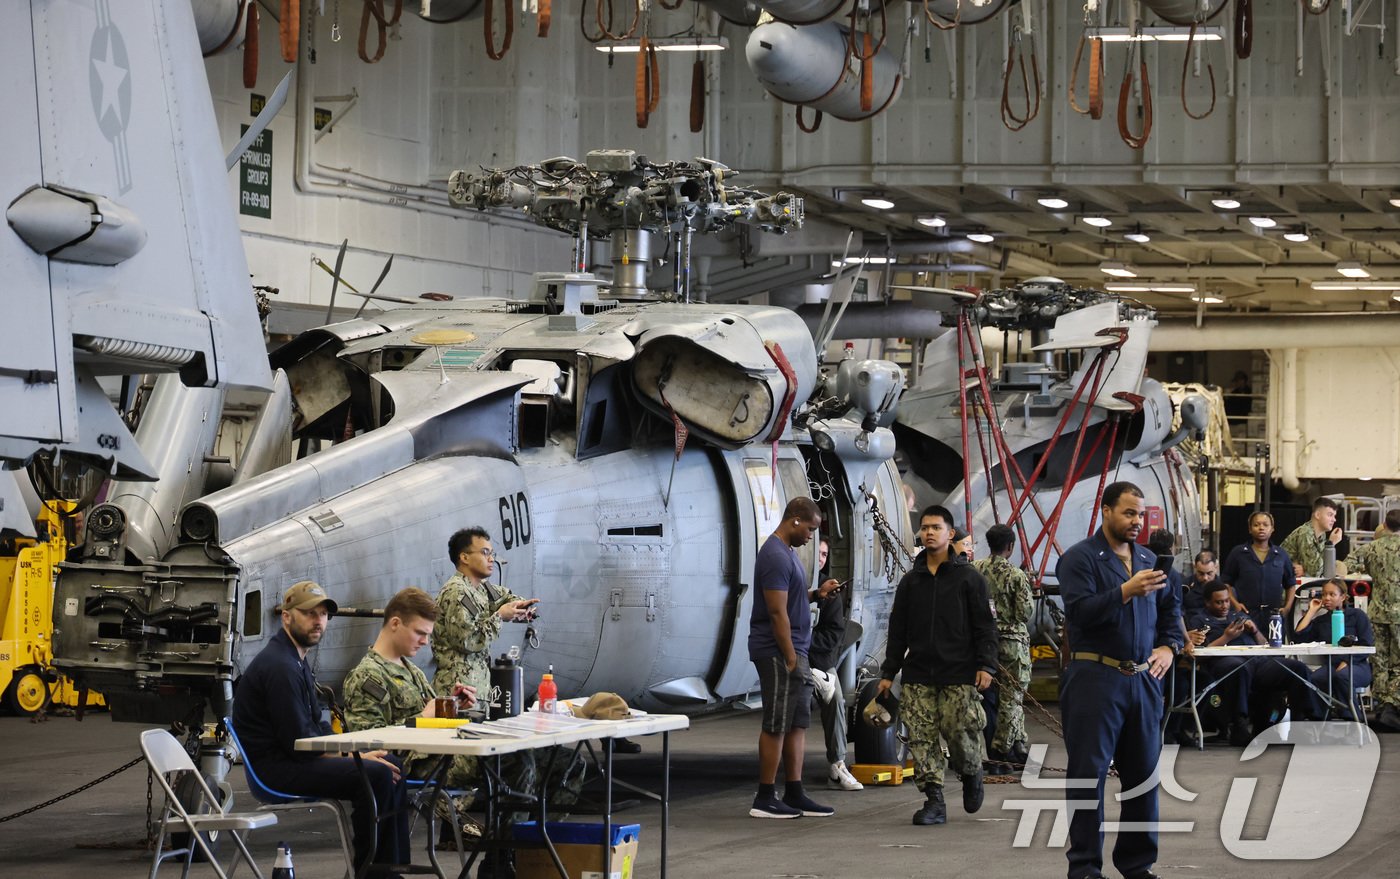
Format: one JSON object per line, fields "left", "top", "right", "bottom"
{"left": 877, "top": 505, "right": 998, "bottom": 826}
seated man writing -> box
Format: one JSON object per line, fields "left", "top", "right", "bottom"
{"left": 342, "top": 588, "right": 480, "bottom": 798}
{"left": 232, "top": 581, "right": 410, "bottom": 873}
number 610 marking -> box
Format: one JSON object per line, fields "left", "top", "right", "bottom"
{"left": 498, "top": 492, "right": 531, "bottom": 549}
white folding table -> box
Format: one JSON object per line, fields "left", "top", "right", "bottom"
{"left": 297, "top": 710, "right": 689, "bottom": 879}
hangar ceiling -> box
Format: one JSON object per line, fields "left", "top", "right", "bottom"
{"left": 787, "top": 180, "right": 1400, "bottom": 316}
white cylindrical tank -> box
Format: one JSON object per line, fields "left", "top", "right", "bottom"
{"left": 1139, "top": 0, "right": 1229, "bottom": 24}
{"left": 921, "top": 0, "right": 1012, "bottom": 25}
{"left": 756, "top": 0, "right": 849, "bottom": 25}
{"left": 747, "top": 21, "right": 903, "bottom": 121}
{"left": 191, "top": 0, "right": 244, "bottom": 54}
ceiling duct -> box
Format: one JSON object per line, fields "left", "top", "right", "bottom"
{"left": 795, "top": 302, "right": 951, "bottom": 339}
{"left": 1152, "top": 313, "right": 1400, "bottom": 351}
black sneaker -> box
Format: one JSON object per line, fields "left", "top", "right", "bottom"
{"left": 782, "top": 790, "right": 835, "bottom": 817}
{"left": 749, "top": 795, "right": 802, "bottom": 819}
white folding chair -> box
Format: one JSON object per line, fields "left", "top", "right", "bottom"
{"left": 141, "top": 728, "right": 279, "bottom": 879}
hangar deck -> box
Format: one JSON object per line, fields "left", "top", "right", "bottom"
{"left": 0, "top": 710, "right": 1394, "bottom": 879}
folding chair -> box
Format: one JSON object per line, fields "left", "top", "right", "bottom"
{"left": 140, "top": 728, "right": 279, "bottom": 879}
{"left": 224, "top": 717, "right": 357, "bottom": 879}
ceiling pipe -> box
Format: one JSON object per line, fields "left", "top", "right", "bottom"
{"left": 794, "top": 302, "right": 951, "bottom": 340}
{"left": 1277, "top": 348, "right": 1302, "bottom": 491}
{"left": 1151, "top": 313, "right": 1400, "bottom": 350}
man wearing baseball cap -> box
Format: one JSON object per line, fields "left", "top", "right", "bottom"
{"left": 232, "top": 581, "right": 410, "bottom": 874}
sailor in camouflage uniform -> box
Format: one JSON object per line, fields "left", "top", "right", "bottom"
{"left": 432, "top": 527, "right": 538, "bottom": 699}
{"left": 1339, "top": 509, "right": 1400, "bottom": 730}
{"left": 1280, "top": 497, "right": 1347, "bottom": 578}
{"left": 878, "top": 505, "right": 998, "bottom": 826}
{"left": 973, "top": 523, "right": 1034, "bottom": 764}
{"left": 342, "top": 588, "right": 480, "bottom": 790}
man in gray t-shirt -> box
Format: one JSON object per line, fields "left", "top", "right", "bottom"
{"left": 747, "top": 497, "right": 841, "bottom": 820}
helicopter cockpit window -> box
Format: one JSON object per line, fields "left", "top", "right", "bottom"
{"left": 241, "top": 587, "right": 263, "bottom": 638}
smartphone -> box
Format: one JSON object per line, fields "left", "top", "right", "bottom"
{"left": 1153, "top": 555, "right": 1175, "bottom": 576}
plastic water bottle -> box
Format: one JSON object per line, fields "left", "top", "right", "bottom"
{"left": 1323, "top": 542, "right": 1337, "bottom": 578}
{"left": 538, "top": 666, "right": 557, "bottom": 714}
{"left": 1330, "top": 608, "right": 1345, "bottom": 645}
{"left": 1267, "top": 611, "right": 1284, "bottom": 648}
{"left": 271, "top": 842, "right": 294, "bottom": 879}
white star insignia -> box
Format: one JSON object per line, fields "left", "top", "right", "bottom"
{"left": 91, "top": 31, "right": 128, "bottom": 129}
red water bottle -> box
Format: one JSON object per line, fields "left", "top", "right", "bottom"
{"left": 538, "top": 666, "right": 557, "bottom": 714}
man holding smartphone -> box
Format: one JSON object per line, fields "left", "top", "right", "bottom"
{"left": 1057, "top": 482, "right": 1182, "bottom": 879}
{"left": 433, "top": 526, "right": 539, "bottom": 701}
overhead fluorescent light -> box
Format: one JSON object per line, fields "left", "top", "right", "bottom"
{"left": 1124, "top": 231, "right": 1152, "bottom": 243}
{"left": 1190, "top": 294, "right": 1224, "bottom": 304}
{"left": 1283, "top": 230, "right": 1310, "bottom": 242}
{"left": 1389, "top": 197, "right": 1400, "bottom": 208}
{"left": 1108, "top": 282, "right": 1197, "bottom": 293}
{"left": 842, "top": 255, "right": 894, "bottom": 265}
{"left": 1082, "top": 216, "right": 1112, "bottom": 228}
{"left": 860, "top": 197, "right": 895, "bottom": 210}
{"left": 967, "top": 232, "right": 995, "bottom": 243}
{"left": 1152, "top": 283, "right": 1197, "bottom": 293}
{"left": 597, "top": 36, "right": 729, "bottom": 53}
{"left": 917, "top": 215, "right": 947, "bottom": 228}
{"left": 1087, "top": 25, "right": 1223, "bottom": 42}
{"left": 1248, "top": 216, "right": 1277, "bottom": 228}
{"left": 1211, "top": 197, "right": 1241, "bottom": 210}
{"left": 1311, "top": 281, "right": 1400, "bottom": 291}
{"left": 1336, "top": 261, "right": 1371, "bottom": 278}
{"left": 1103, "top": 284, "right": 1151, "bottom": 293}
{"left": 1100, "top": 261, "right": 1137, "bottom": 278}
{"left": 1037, "top": 196, "right": 1070, "bottom": 210}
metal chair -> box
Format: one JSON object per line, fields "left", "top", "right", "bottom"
{"left": 223, "top": 717, "right": 357, "bottom": 879}
{"left": 140, "top": 728, "right": 279, "bottom": 879}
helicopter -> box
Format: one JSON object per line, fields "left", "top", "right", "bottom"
{"left": 50, "top": 146, "right": 914, "bottom": 727}
{"left": 892, "top": 278, "right": 1209, "bottom": 599}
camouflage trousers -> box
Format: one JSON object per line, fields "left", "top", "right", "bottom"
{"left": 992, "top": 640, "right": 1031, "bottom": 753}
{"left": 902, "top": 682, "right": 986, "bottom": 791}
{"left": 410, "top": 745, "right": 587, "bottom": 816}
{"left": 1374, "top": 622, "right": 1400, "bottom": 710}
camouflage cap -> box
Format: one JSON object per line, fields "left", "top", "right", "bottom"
{"left": 283, "top": 580, "right": 339, "bottom": 614}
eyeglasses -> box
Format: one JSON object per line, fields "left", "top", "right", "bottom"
{"left": 468, "top": 548, "right": 495, "bottom": 558}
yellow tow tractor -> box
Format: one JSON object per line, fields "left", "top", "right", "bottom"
{"left": 1, "top": 501, "right": 104, "bottom": 715}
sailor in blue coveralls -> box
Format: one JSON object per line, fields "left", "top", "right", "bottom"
{"left": 1056, "top": 481, "right": 1183, "bottom": 879}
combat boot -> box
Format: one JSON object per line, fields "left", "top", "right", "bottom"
{"left": 912, "top": 786, "right": 946, "bottom": 825}
{"left": 1375, "top": 704, "right": 1400, "bottom": 731}
{"left": 960, "top": 768, "right": 984, "bottom": 813}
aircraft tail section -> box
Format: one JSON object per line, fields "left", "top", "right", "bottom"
{"left": 1, "top": 0, "right": 270, "bottom": 474}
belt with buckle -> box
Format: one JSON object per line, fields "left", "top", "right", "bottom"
{"left": 1070, "top": 651, "right": 1150, "bottom": 675}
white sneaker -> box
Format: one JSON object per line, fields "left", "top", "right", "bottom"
{"left": 828, "top": 761, "right": 864, "bottom": 791}
{"left": 810, "top": 668, "right": 836, "bottom": 702}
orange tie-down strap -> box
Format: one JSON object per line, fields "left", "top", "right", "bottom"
{"left": 280, "top": 0, "right": 299, "bottom": 63}
{"left": 485, "top": 0, "right": 514, "bottom": 60}
{"left": 634, "top": 36, "right": 659, "bottom": 127}
{"left": 1117, "top": 58, "right": 1153, "bottom": 150}
{"left": 1069, "top": 34, "right": 1104, "bottom": 119}
{"left": 243, "top": 2, "right": 259, "bottom": 88}
{"left": 689, "top": 57, "right": 705, "bottom": 133}
{"left": 538, "top": 0, "right": 551, "bottom": 37}
{"left": 359, "top": 0, "right": 404, "bottom": 63}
